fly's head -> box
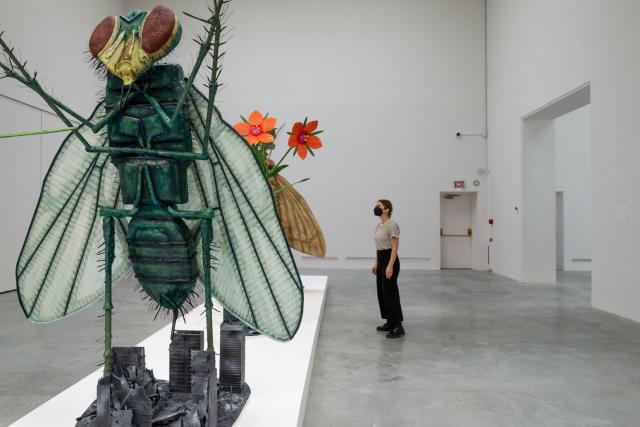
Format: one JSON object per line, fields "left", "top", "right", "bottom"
{"left": 89, "top": 6, "right": 182, "bottom": 86}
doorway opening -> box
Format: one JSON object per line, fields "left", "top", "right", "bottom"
{"left": 521, "top": 83, "right": 592, "bottom": 283}
{"left": 440, "top": 192, "right": 478, "bottom": 269}
{"left": 556, "top": 191, "right": 564, "bottom": 271}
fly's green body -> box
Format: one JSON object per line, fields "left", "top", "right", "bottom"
{"left": 107, "top": 64, "right": 198, "bottom": 311}
{"left": 1, "top": 3, "right": 304, "bottom": 385}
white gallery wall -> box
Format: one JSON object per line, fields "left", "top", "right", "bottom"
{"left": 487, "top": 1, "right": 640, "bottom": 321}
{"left": 0, "top": 1, "right": 637, "bottom": 323}
{"left": 129, "top": 0, "right": 488, "bottom": 270}
{"left": 0, "top": 0, "right": 488, "bottom": 293}
{"left": 0, "top": 0, "right": 126, "bottom": 292}
{"left": 521, "top": 118, "right": 557, "bottom": 283}
{"left": 555, "top": 105, "right": 592, "bottom": 272}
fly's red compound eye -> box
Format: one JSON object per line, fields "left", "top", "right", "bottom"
{"left": 89, "top": 16, "right": 117, "bottom": 58}
{"left": 141, "top": 6, "right": 176, "bottom": 54}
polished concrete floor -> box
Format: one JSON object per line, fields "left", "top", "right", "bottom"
{"left": 302, "top": 270, "right": 640, "bottom": 427}
{"left": 1, "top": 270, "right": 640, "bottom": 426}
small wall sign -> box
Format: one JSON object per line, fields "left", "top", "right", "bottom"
{"left": 454, "top": 180, "right": 465, "bottom": 189}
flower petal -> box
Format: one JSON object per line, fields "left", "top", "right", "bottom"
{"left": 297, "top": 144, "right": 308, "bottom": 160}
{"left": 234, "top": 122, "right": 251, "bottom": 136}
{"left": 307, "top": 135, "right": 323, "bottom": 149}
{"left": 246, "top": 134, "right": 259, "bottom": 145}
{"left": 261, "top": 117, "right": 277, "bottom": 133}
{"left": 288, "top": 135, "right": 298, "bottom": 148}
{"left": 304, "top": 120, "right": 318, "bottom": 133}
{"left": 258, "top": 133, "right": 275, "bottom": 143}
{"left": 291, "top": 122, "right": 303, "bottom": 134}
{"left": 249, "top": 110, "right": 263, "bottom": 126}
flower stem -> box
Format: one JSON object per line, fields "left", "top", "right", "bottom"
{"left": 274, "top": 178, "right": 310, "bottom": 194}
{"left": 274, "top": 147, "right": 292, "bottom": 170}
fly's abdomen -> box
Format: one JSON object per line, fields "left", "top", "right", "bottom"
{"left": 127, "top": 208, "right": 197, "bottom": 311}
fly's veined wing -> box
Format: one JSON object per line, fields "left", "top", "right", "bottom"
{"left": 182, "top": 88, "right": 303, "bottom": 342}
{"left": 16, "top": 103, "right": 130, "bottom": 322}
{"left": 270, "top": 173, "right": 326, "bottom": 258}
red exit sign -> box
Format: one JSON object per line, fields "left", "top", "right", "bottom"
{"left": 454, "top": 180, "right": 465, "bottom": 189}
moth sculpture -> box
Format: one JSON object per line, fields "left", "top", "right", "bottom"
{"left": 0, "top": 2, "right": 303, "bottom": 425}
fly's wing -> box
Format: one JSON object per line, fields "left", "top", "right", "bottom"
{"left": 270, "top": 173, "right": 327, "bottom": 258}
{"left": 16, "top": 103, "right": 131, "bottom": 323}
{"left": 182, "top": 88, "right": 303, "bottom": 342}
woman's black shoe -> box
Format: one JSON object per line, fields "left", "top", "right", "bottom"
{"left": 386, "top": 324, "right": 405, "bottom": 338}
{"left": 376, "top": 322, "right": 391, "bottom": 332}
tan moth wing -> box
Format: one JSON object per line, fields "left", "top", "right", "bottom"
{"left": 269, "top": 173, "right": 326, "bottom": 258}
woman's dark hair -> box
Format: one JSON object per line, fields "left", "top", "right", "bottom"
{"left": 378, "top": 199, "right": 393, "bottom": 216}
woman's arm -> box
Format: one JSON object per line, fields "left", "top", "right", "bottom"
{"left": 386, "top": 237, "right": 399, "bottom": 279}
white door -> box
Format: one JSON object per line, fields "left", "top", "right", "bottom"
{"left": 441, "top": 193, "right": 473, "bottom": 269}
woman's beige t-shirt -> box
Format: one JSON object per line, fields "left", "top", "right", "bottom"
{"left": 374, "top": 219, "right": 400, "bottom": 250}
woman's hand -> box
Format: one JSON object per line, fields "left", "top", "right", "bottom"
{"left": 385, "top": 265, "right": 393, "bottom": 279}
{"left": 372, "top": 262, "right": 377, "bottom": 275}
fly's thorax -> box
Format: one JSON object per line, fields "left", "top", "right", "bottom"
{"left": 105, "top": 64, "right": 193, "bottom": 206}
{"left": 106, "top": 63, "right": 186, "bottom": 105}
{"left": 127, "top": 206, "right": 198, "bottom": 311}
{"left": 105, "top": 64, "right": 191, "bottom": 143}
{"left": 115, "top": 157, "right": 190, "bottom": 205}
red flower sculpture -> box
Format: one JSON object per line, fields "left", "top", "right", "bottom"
{"left": 288, "top": 119, "right": 323, "bottom": 160}
{"left": 234, "top": 110, "right": 276, "bottom": 145}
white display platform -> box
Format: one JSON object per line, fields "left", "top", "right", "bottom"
{"left": 11, "top": 275, "right": 327, "bottom": 427}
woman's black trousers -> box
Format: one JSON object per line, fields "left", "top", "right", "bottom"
{"left": 376, "top": 249, "right": 403, "bottom": 326}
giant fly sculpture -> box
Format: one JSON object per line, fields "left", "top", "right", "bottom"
{"left": 0, "top": 2, "right": 302, "bottom": 421}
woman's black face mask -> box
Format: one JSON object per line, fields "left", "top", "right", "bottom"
{"left": 374, "top": 206, "right": 383, "bottom": 216}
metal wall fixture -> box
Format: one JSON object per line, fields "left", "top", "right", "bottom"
{"left": 440, "top": 228, "right": 473, "bottom": 237}
{"left": 456, "top": 131, "right": 488, "bottom": 137}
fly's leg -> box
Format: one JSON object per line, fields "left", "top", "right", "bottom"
{"left": 100, "top": 208, "right": 136, "bottom": 375}
{"left": 102, "top": 216, "right": 115, "bottom": 376}
{"left": 201, "top": 218, "right": 215, "bottom": 352}
{"left": 167, "top": 206, "right": 215, "bottom": 220}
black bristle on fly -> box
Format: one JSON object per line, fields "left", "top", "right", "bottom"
{"left": 139, "top": 280, "right": 206, "bottom": 323}
{"left": 85, "top": 51, "right": 108, "bottom": 80}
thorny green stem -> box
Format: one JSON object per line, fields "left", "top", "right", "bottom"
{"left": 102, "top": 217, "right": 115, "bottom": 376}
{"left": 171, "top": 0, "right": 226, "bottom": 127}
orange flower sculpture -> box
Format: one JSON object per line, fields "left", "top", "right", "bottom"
{"left": 288, "top": 119, "right": 323, "bottom": 160}
{"left": 234, "top": 110, "right": 326, "bottom": 257}
{"left": 234, "top": 110, "right": 277, "bottom": 145}
{"left": 233, "top": 110, "right": 324, "bottom": 178}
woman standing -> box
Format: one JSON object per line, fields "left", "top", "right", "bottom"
{"left": 372, "top": 199, "right": 405, "bottom": 338}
